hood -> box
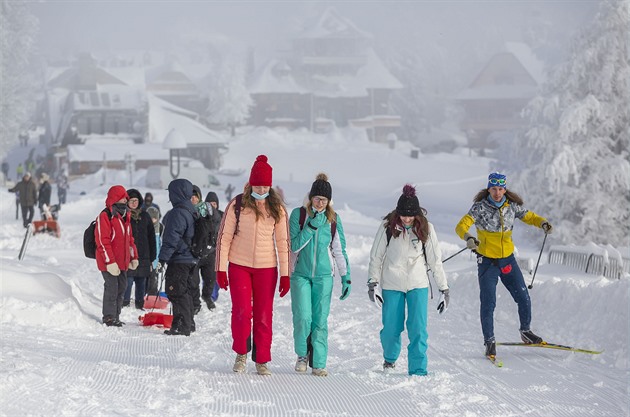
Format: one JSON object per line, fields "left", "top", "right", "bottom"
{"left": 168, "top": 178, "right": 194, "bottom": 207}
{"left": 126, "top": 188, "right": 143, "bottom": 206}
{"left": 106, "top": 185, "right": 129, "bottom": 208}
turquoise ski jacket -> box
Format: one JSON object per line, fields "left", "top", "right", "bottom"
{"left": 289, "top": 206, "right": 350, "bottom": 280}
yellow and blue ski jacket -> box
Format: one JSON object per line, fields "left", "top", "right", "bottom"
{"left": 456, "top": 198, "right": 546, "bottom": 259}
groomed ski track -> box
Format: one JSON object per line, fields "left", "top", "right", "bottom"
{"left": 2, "top": 267, "right": 627, "bottom": 417}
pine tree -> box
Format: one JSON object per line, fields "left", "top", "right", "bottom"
{"left": 0, "top": 0, "right": 38, "bottom": 156}
{"left": 513, "top": 0, "right": 630, "bottom": 247}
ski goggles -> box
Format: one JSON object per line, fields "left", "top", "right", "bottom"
{"left": 488, "top": 178, "right": 506, "bottom": 186}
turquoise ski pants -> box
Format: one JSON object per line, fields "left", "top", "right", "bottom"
{"left": 380, "top": 288, "right": 429, "bottom": 376}
{"left": 290, "top": 274, "right": 333, "bottom": 369}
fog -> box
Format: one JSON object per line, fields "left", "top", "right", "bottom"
{"left": 33, "top": 1, "right": 596, "bottom": 62}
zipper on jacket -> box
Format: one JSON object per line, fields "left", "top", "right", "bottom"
{"left": 499, "top": 206, "right": 505, "bottom": 258}
{"left": 311, "top": 228, "right": 318, "bottom": 277}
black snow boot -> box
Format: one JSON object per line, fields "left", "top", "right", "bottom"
{"left": 485, "top": 340, "right": 496, "bottom": 357}
{"left": 203, "top": 297, "right": 216, "bottom": 311}
{"left": 122, "top": 300, "right": 130, "bottom": 308}
{"left": 164, "top": 328, "right": 190, "bottom": 336}
{"left": 520, "top": 329, "right": 543, "bottom": 344}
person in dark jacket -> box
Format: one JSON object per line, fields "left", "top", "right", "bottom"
{"left": 123, "top": 189, "right": 157, "bottom": 309}
{"left": 9, "top": 172, "right": 37, "bottom": 228}
{"left": 37, "top": 173, "right": 52, "bottom": 218}
{"left": 201, "top": 191, "right": 224, "bottom": 308}
{"left": 95, "top": 185, "right": 139, "bottom": 326}
{"left": 158, "top": 178, "right": 198, "bottom": 336}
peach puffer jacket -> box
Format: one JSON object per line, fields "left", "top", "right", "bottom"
{"left": 216, "top": 197, "right": 290, "bottom": 276}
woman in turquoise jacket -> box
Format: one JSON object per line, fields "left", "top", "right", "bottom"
{"left": 290, "top": 173, "right": 351, "bottom": 377}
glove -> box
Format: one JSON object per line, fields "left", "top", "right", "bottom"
{"left": 217, "top": 271, "right": 228, "bottom": 290}
{"left": 128, "top": 259, "right": 139, "bottom": 270}
{"left": 106, "top": 263, "right": 120, "bottom": 276}
{"left": 308, "top": 211, "right": 327, "bottom": 229}
{"left": 157, "top": 261, "right": 166, "bottom": 274}
{"left": 541, "top": 221, "right": 553, "bottom": 234}
{"left": 464, "top": 233, "right": 479, "bottom": 251}
{"left": 340, "top": 275, "right": 351, "bottom": 300}
{"left": 368, "top": 282, "right": 378, "bottom": 303}
{"left": 279, "top": 276, "right": 290, "bottom": 297}
{"left": 437, "top": 289, "right": 450, "bottom": 314}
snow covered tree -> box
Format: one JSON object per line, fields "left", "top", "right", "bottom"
{"left": 0, "top": 0, "right": 38, "bottom": 156}
{"left": 511, "top": 0, "right": 630, "bottom": 247}
{"left": 206, "top": 58, "right": 252, "bottom": 137}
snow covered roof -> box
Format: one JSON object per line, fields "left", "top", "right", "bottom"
{"left": 249, "top": 49, "right": 401, "bottom": 97}
{"left": 67, "top": 142, "right": 168, "bottom": 162}
{"left": 248, "top": 60, "right": 308, "bottom": 95}
{"left": 297, "top": 7, "right": 372, "bottom": 40}
{"left": 148, "top": 97, "right": 226, "bottom": 146}
{"left": 46, "top": 89, "right": 71, "bottom": 142}
{"left": 504, "top": 42, "right": 545, "bottom": 85}
{"left": 147, "top": 94, "right": 198, "bottom": 119}
{"left": 72, "top": 85, "right": 144, "bottom": 110}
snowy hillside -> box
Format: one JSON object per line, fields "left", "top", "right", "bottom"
{"left": 1, "top": 130, "right": 628, "bottom": 417}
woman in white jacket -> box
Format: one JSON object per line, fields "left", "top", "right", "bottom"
{"left": 367, "top": 184, "right": 449, "bottom": 376}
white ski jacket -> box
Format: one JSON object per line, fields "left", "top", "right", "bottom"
{"left": 368, "top": 221, "right": 448, "bottom": 293}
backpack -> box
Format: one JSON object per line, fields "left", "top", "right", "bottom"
{"left": 189, "top": 213, "right": 216, "bottom": 259}
{"left": 83, "top": 208, "right": 111, "bottom": 259}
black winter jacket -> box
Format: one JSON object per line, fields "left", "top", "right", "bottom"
{"left": 127, "top": 210, "right": 157, "bottom": 277}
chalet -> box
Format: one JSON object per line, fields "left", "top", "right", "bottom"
{"left": 248, "top": 7, "right": 402, "bottom": 142}
{"left": 456, "top": 42, "right": 545, "bottom": 151}
{"left": 42, "top": 53, "right": 146, "bottom": 147}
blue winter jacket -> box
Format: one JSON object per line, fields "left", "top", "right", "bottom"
{"left": 158, "top": 178, "right": 197, "bottom": 264}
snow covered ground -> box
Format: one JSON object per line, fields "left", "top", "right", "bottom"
{"left": 1, "top": 129, "right": 628, "bottom": 417}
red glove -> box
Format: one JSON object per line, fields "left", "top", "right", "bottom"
{"left": 217, "top": 271, "right": 228, "bottom": 290}
{"left": 279, "top": 276, "right": 290, "bottom": 298}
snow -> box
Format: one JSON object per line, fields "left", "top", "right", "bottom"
{"left": 1, "top": 130, "right": 628, "bottom": 417}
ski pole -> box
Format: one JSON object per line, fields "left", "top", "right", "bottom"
{"left": 442, "top": 247, "right": 467, "bottom": 263}
{"left": 528, "top": 233, "right": 548, "bottom": 289}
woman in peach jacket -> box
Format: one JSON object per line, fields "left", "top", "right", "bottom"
{"left": 215, "top": 155, "right": 290, "bottom": 376}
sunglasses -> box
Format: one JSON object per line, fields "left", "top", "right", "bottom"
{"left": 489, "top": 178, "right": 506, "bottom": 186}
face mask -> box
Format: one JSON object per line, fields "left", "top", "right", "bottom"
{"left": 113, "top": 203, "right": 127, "bottom": 216}
{"left": 251, "top": 191, "right": 269, "bottom": 200}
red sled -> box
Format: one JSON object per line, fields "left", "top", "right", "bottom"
{"left": 144, "top": 295, "right": 169, "bottom": 310}
{"left": 139, "top": 312, "right": 173, "bottom": 328}
{"left": 32, "top": 220, "right": 61, "bottom": 238}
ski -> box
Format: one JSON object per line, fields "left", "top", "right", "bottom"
{"left": 18, "top": 224, "right": 32, "bottom": 261}
{"left": 497, "top": 342, "right": 603, "bottom": 355}
{"left": 487, "top": 355, "right": 503, "bottom": 367}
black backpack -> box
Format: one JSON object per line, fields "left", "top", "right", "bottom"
{"left": 189, "top": 213, "right": 216, "bottom": 259}
{"left": 83, "top": 208, "right": 111, "bottom": 259}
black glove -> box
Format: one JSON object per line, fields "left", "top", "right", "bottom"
{"left": 541, "top": 222, "right": 553, "bottom": 234}
{"left": 464, "top": 233, "right": 479, "bottom": 251}
{"left": 437, "top": 289, "right": 449, "bottom": 314}
{"left": 157, "top": 260, "right": 167, "bottom": 274}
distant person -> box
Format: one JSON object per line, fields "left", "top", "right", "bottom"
{"left": 189, "top": 185, "right": 206, "bottom": 316}
{"left": 16, "top": 163, "right": 23, "bottom": 181}
{"left": 290, "top": 173, "right": 351, "bottom": 377}
{"left": 123, "top": 189, "right": 157, "bottom": 310}
{"left": 37, "top": 173, "right": 52, "bottom": 219}
{"left": 215, "top": 155, "right": 290, "bottom": 376}
{"left": 455, "top": 172, "right": 553, "bottom": 360}
{"left": 224, "top": 183, "right": 235, "bottom": 202}
{"left": 94, "top": 185, "right": 138, "bottom": 327}
{"left": 57, "top": 174, "right": 69, "bottom": 205}
{"left": 146, "top": 206, "right": 164, "bottom": 295}
{"left": 368, "top": 184, "right": 449, "bottom": 376}
{"left": 141, "top": 192, "right": 160, "bottom": 214}
{"left": 203, "top": 191, "right": 224, "bottom": 307}
{"left": 9, "top": 172, "right": 37, "bottom": 228}
{"left": 1, "top": 161, "right": 8, "bottom": 184}
{"left": 158, "top": 179, "right": 198, "bottom": 336}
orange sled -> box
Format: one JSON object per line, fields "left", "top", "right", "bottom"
{"left": 32, "top": 220, "right": 61, "bottom": 237}
{"left": 139, "top": 312, "right": 173, "bottom": 328}
{"left": 143, "top": 295, "right": 169, "bottom": 310}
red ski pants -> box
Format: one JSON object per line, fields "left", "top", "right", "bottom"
{"left": 228, "top": 263, "right": 278, "bottom": 363}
